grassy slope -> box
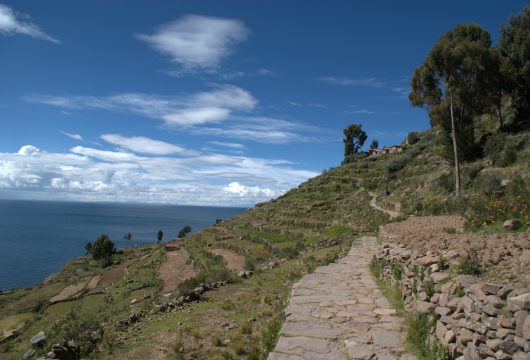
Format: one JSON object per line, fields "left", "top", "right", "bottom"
{"left": 1, "top": 128, "right": 528, "bottom": 359}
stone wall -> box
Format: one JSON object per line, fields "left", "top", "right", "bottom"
{"left": 375, "top": 242, "right": 530, "bottom": 359}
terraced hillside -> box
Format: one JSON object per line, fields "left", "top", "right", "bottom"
{"left": 0, "top": 129, "right": 528, "bottom": 359}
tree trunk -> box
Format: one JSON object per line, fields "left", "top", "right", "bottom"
{"left": 449, "top": 90, "right": 461, "bottom": 196}
{"left": 497, "top": 105, "right": 503, "bottom": 129}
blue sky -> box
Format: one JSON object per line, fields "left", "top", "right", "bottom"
{"left": 0, "top": 0, "right": 526, "bottom": 205}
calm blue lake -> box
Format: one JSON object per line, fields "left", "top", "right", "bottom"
{"left": 0, "top": 200, "right": 245, "bottom": 290}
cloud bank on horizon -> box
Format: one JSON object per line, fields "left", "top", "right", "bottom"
{"left": 0, "top": 136, "right": 318, "bottom": 205}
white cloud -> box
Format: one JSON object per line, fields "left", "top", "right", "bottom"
{"left": 162, "top": 106, "right": 230, "bottom": 126}
{"left": 70, "top": 146, "right": 140, "bottom": 162}
{"left": 347, "top": 109, "right": 375, "bottom": 115}
{"left": 0, "top": 4, "right": 60, "bottom": 44}
{"left": 223, "top": 181, "right": 277, "bottom": 198}
{"left": 25, "top": 85, "right": 257, "bottom": 126}
{"left": 137, "top": 15, "right": 248, "bottom": 73}
{"left": 17, "top": 145, "right": 40, "bottom": 156}
{"left": 318, "top": 76, "right": 386, "bottom": 88}
{"left": 24, "top": 87, "right": 321, "bottom": 144}
{"left": 0, "top": 142, "right": 319, "bottom": 206}
{"left": 207, "top": 141, "right": 246, "bottom": 149}
{"left": 101, "top": 134, "right": 197, "bottom": 155}
{"left": 60, "top": 131, "right": 83, "bottom": 141}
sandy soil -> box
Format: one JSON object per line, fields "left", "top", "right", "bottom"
{"left": 381, "top": 216, "right": 530, "bottom": 285}
{"left": 49, "top": 278, "right": 90, "bottom": 303}
{"left": 158, "top": 252, "right": 198, "bottom": 295}
{"left": 210, "top": 248, "right": 245, "bottom": 270}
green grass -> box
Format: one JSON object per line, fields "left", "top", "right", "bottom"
{"left": 326, "top": 225, "right": 352, "bottom": 237}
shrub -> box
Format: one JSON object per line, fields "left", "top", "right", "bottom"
{"left": 178, "top": 225, "right": 192, "bottom": 238}
{"left": 49, "top": 307, "right": 101, "bottom": 356}
{"left": 87, "top": 234, "right": 115, "bottom": 262}
{"left": 476, "top": 173, "right": 503, "bottom": 196}
{"left": 407, "top": 131, "right": 420, "bottom": 145}
{"left": 458, "top": 252, "right": 482, "bottom": 276}
{"left": 424, "top": 280, "right": 435, "bottom": 297}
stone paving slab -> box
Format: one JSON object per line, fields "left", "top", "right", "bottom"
{"left": 268, "top": 236, "right": 416, "bottom": 360}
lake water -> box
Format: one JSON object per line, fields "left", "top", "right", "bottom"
{"left": 0, "top": 200, "right": 245, "bottom": 290}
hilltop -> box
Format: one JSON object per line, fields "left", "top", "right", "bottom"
{"left": 0, "top": 127, "right": 528, "bottom": 359}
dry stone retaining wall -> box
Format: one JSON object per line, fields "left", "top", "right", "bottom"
{"left": 375, "top": 242, "right": 530, "bottom": 359}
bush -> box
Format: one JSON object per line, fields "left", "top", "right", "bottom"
{"left": 87, "top": 234, "right": 115, "bottom": 262}
{"left": 178, "top": 225, "right": 192, "bottom": 238}
{"left": 49, "top": 307, "right": 101, "bottom": 356}
{"left": 407, "top": 131, "right": 420, "bottom": 145}
{"left": 484, "top": 133, "right": 517, "bottom": 167}
{"left": 458, "top": 252, "right": 482, "bottom": 276}
{"left": 476, "top": 173, "right": 502, "bottom": 196}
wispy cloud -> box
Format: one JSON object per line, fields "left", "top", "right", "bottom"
{"left": 347, "top": 109, "right": 375, "bottom": 115}
{"left": 317, "top": 76, "right": 386, "bottom": 88}
{"left": 101, "top": 134, "right": 198, "bottom": 156}
{"left": 207, "top": 141, "right": 246, "bottom": 150}
{"left": 60, "top": 131, "right": 83, "bottom": 141}
{"left": 137, "top": 15, "right": 248, "bottom": 74}
{"left": 0, "top": 4, "right": 60, "bottom": 44}
{"left": 24, "top": 86, "right": 319, "bottom": 144}
{"left": 24, "top": 84, "right": 257, "bottom": 127}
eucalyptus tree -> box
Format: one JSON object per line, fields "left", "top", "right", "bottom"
{"left": 409, "top": 24, "right": 502, "bottom": 195}
{"left": 498, "top": 6, "right": 530, "bottom": 130}
{"left": 343, "top": 124, "right": 367, "bottom": 163}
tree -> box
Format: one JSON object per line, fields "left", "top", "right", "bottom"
{"left": 498, "top": 6, "right": 530, "bottom": 130}
{"left": 84, "top": 242, "right": 92, "bottom": 255}
{"left": 88, "top": 234, "right": 115, "bottom": 262}
{"left": 157, "top": 229, "right": 163, "bottom": 242}
{"left": 123, "top": 232, "right": 132, "bottom": 241}
{"left": 370, "top": 139, "right": 379, "bottom": 149}
{"left": 409, "top": 24, "right": 502, "bottom": 195}
{"left": 178, "top": 225, "right": 192, "bottom": 239}
{"left": 342, "top": 124, "right": 367, "bottom": 163}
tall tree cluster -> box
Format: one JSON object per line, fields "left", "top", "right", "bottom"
{"left": 409, "top": 6, "right": 530, "bottom": 195}
{"left": 342, "top": 124, "right": 367, "bottom": 164}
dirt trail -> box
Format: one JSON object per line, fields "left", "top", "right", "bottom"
{"left": 158, "top": 252, "right": 198, "bottom": 295}
{"left": 210, "top": 248, "right": 245, "bottom": 270}
{"left": 368, "top": 191, "right": 401, "bottom": 219}
{"left": 269, "top": 236, "right": 415, "bottom": 360}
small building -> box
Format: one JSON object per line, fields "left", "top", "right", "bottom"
{"left": 368, "top": 145, "right": 402, "bottom": 156}
{"left": 164, "top": 242, "right": 181, "bottom": 251}
{"left": 381, "top": 145, "right": 403, "bottom": 154}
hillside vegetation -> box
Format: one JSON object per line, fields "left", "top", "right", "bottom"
{"left": 0, "top": 126, "right": 528, "bottom": 359}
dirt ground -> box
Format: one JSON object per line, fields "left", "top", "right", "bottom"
{"left": 210, "top": 248, "right": 245, "bottom": 270}
{"left": 381, "top": 216, "right": 530, "bottom": 285}
{"left": 49, "top": 278, "right": 90, "bottom": 303}
{"left": 158, "top": 252, "right": 198, "bottom": 295}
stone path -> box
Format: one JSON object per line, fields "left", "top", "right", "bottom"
{"left": 268, "top": 236, "right": 415, "bottom": 360}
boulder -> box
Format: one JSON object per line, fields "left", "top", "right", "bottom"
{"left": 416, "top": 300, "right": 435, "bottom": 314}
{"left": 459, "top": 328, "right": 474, "bottom": 344}
{"left": 523, "top": 314, "right": 530, "bottom": 340}
{"left": 456, "top": 275, "right": 479, "bottom": 289}
{"left": 508, "top": 293, "right": 530, "bottom": 312}
{"left": 30, "top": 332, "right": 46, "bottom": 348}
{"left": 503, "top": 219, "right": 521, "bottom": 230}
{"left": 23, "top": 349, "right": 35, "bottom": 359}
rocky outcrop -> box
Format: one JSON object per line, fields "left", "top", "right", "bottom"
{"left": 376, "top": 243, "right": 530, "bottom": 359}
{"left": 155, "top": 281, "right": 228, "bottom": 313}
{"left": 37, "top": 340, "right": 80, "bottom": 360}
